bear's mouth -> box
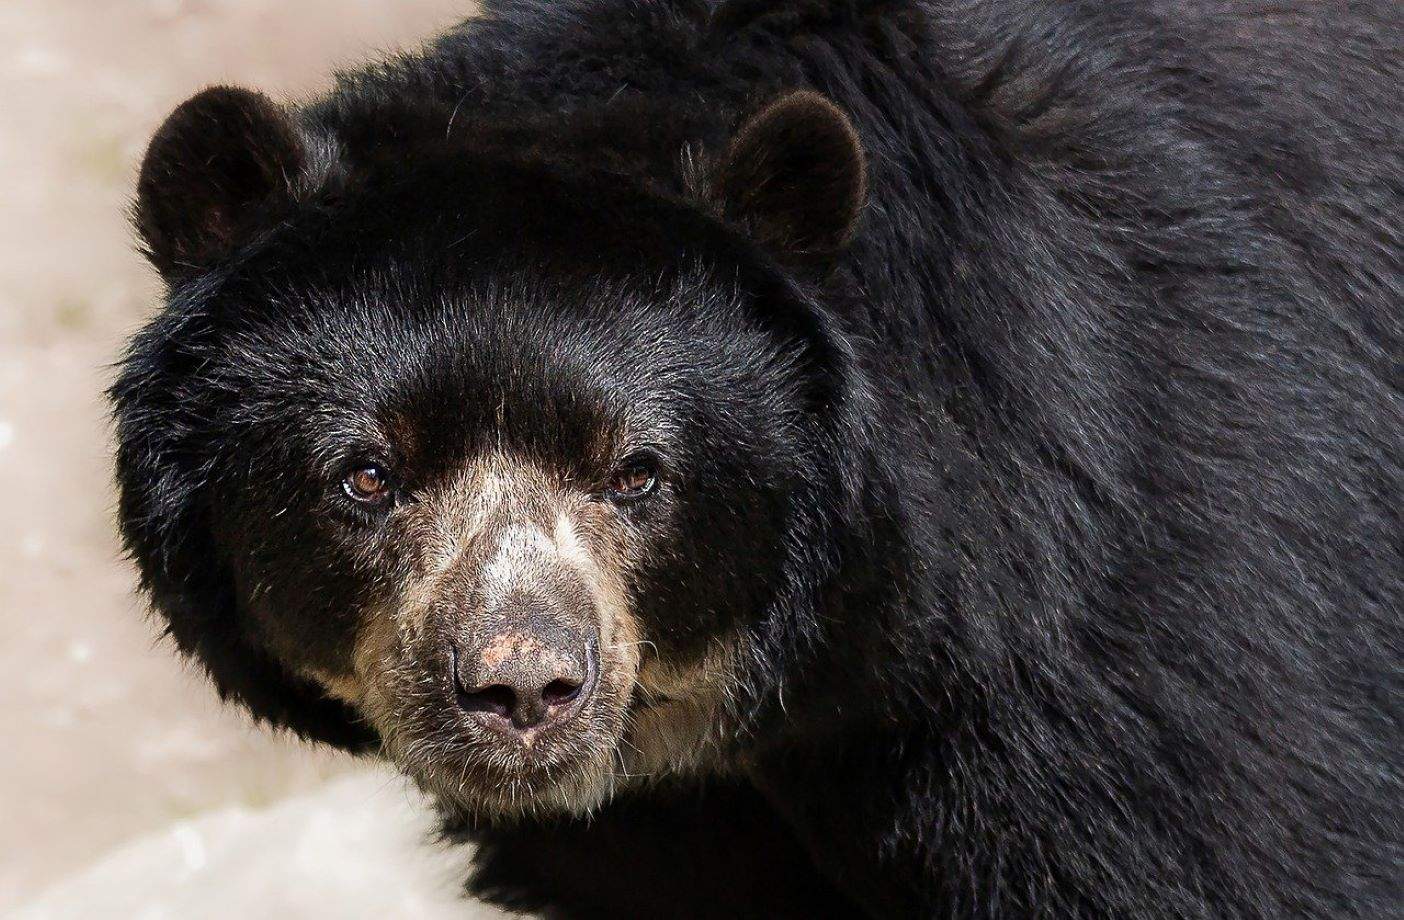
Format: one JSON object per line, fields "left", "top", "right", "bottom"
{"left": 357, "top": 641, "right": 639, "bottom": 817}
{"left": 383, "top": 707, "right": 627, "bottom": 817}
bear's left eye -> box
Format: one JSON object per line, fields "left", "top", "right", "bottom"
{"left": 606, "top": 457, "right": 658, "bottom": 501}
{"left": 343, "top": 464, "right": 393, "bottom": 504}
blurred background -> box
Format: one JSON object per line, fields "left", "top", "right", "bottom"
{"left": 0, "top": 2, "right": 519, "bottom": 916}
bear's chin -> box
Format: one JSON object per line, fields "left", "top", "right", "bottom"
{"left": 400, "top": 745, "right": 625, "bottom": 820}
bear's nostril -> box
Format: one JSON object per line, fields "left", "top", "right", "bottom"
{"left": 457, "top": 682, "right": 517, "bottom": 720}
{"left": 541, "top": 677, "right": 583, "bottom": 707}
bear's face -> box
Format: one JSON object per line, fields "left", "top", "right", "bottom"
{"left": 202, "top": 263, "right": 814, "bottom": 815}
{"left": 115, "top": 88, "right": 866, "bottom": 816}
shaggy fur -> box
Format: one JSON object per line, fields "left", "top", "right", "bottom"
{"left": 113, "top": 1, "right": 1402, "bottom": 917}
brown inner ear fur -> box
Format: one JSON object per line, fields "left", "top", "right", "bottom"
{"left": 713, "top": 90, "right": 868, "bottom": 258}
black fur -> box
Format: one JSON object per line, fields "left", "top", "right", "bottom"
{"left": 114, "top": 1, "right": 1402, "bottom": 916}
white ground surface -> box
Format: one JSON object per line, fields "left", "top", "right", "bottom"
{"left": 0, "top": 2, "right": 519, "bottom": 916}
{"left": 14, "top": 773, "right": 513, "bottom": 920}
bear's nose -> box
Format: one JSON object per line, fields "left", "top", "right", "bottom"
{"left": 453, "top": 625, "right": 596, "bottom": 731}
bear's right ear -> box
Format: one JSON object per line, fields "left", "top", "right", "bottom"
{"left": 135, "top": 87, "right": 310, "bottom": 282}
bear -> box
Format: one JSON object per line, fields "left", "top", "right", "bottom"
{"left": 112, "top": 0, "right": 1402, "bottom": 916}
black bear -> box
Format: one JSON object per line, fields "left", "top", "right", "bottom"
{"left": 113, "top": 1, "right": 1402, "bottom": 916}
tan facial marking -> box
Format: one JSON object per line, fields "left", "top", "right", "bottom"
{"left": 482, "top": 524, "right": 556, "bottom": 599}
{"left": 302, "top": 608, "right": 399, "bottom": 710}
{"left": 624, "top": 634, "right": 744, "bottom": 777}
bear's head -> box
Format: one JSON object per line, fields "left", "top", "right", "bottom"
{"left": 114, "top": 85, "right": 869, "bottom": 816}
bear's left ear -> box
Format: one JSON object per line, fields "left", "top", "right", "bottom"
{"left": 711, "top": 91, "right": 867, "bottom": 261}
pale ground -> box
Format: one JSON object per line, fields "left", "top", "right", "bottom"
{"left": 0, "top": 2, "right": 520, "bottom": 916}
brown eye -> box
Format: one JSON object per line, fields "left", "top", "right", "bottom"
{"left": 606, "top": 458, "right": 658, "bottom": 501}
{"left": 343, "top": 464, "right": 392, "bottom": 503}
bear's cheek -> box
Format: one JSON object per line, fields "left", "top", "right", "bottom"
{"left": 214, "top": 509, "right": 391, "bottom": 682}
{"left": 626, "top": 492, "right": 789, "bottom": 659}
{"left": 623, "top": 633, "right": 746, "bottom": 776}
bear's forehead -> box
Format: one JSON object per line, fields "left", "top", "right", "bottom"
{"left": 221, "top": 251, "right": 769, "bottom": 414}
{"left": 217, "top": 304, "right": 689, "bottom": 486}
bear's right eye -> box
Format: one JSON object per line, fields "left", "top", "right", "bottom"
{"left": 343, "top": 464, "right": 393, "bottom": 504}
{"left": 606, "top": 456, "right": 659, "bottom": 502}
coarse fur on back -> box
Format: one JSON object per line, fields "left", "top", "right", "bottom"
{"left": 114, "top": 0, "right": 1402, "bottom": 917}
